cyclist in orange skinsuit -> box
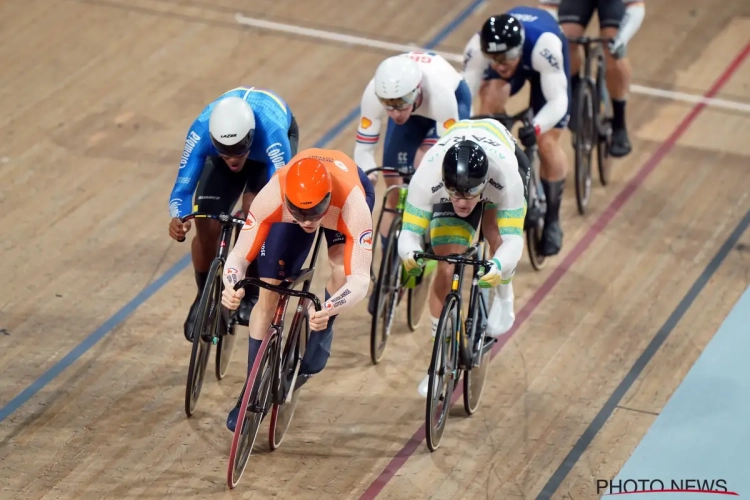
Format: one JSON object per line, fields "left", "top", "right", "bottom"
{"left": 221, "top": 148, "right": 375, "bottom": 432}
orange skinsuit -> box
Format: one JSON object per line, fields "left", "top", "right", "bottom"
{"left": 222, "top": 148, "right": 374, "bottom": 315}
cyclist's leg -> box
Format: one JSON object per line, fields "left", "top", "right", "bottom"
{"left": 529, "top": 47, "right": 572, "bottom": 256}
{"left": 379, "top": 117, "right": 433, "bottom": 253}
{"left": 299, "top": 172, "right": 374, "bottom": 383}
{"left": 598, "top": 0, "right": 632, "bottom": 156}
{"left": 476, "top": 66, "right": 525, "bottom": 116}
{"left": 558, "top": 0, "right": 594, "bottom": 131}
{"left": 538, "top": 0, "right": 561, "bottom": 20}
{"left": 482, "top": 204, "right": 525, "bottom": 337}
{"left": 226, "top": 221, "right": 316, "bottom": 431}
{"left": 416, "top": 201, "right": 483, "bottom": 396}
{"left": 184, "top": 156, "right": 250, "bottom": 341}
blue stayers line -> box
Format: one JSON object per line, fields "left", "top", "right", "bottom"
{"left": 0, "top": 0, "right": 485, "bottom": 423}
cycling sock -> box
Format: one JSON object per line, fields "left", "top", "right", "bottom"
{"left": 612, "top": 98, "right": 627, "bottom": 131}
{"left": 247, "top": 337, "right": 262, "bottom": 377}
{"left": 541, "top": 179, "right": 565, "bottom": 224}
{"left": 194, "top": 270, "right": 208, "bottom": 299}
{"left": 571, "top": 73, "right": 581, "bottom": 93}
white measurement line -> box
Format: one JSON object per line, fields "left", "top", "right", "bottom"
{"left": 234, "top": 13, "right": 750, "bottom": 113}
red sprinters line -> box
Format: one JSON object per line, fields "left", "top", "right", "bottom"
{"left": 605, "top": 490, "right": 739, "bottom": 496}
{"left": 358, "top": 40, "right": 750, "bottom": 500}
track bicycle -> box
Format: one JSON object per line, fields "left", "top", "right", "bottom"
{"left": 178, "top": 211, "right": 251, "bottom": 417}
{"left": 414, "top": 228, "right": 496, "bottom": 451}
{"left": 568, "top": 35, "right": 614, "bottom": 214}
{"left": 226, "top": 228, "right": 324, "bottom": 488}
{"left": 366, "top": 165, "right": 436, "bottom": 364}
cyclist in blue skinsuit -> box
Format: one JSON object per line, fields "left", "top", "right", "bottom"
{"left": 462, "top": 7, "right": 571, "bottom": 257}
{"left": 167, "top": 86, "right": 300, "bottom": 342}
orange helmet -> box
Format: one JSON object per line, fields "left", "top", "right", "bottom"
{"left": 284, "top": 157, "right": 333, "bottom": 221}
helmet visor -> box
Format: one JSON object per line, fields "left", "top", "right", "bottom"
{"left": 483, "top": 44, "right": 523, "bottom": 63}
{"left": 377, "top": 87, "right": 420, "bottom": 111}
{"left": 211, "top": 130, "right": 254, "bottom": 157}
{"left": 285, "top": 193, "right": 332, "bottom": 222}
{"left": 444, "top": 181, "right": 486, "bottom": 200}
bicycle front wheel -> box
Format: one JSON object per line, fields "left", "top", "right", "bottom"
{"left": 369, "top": 216, "right": 403, "bottom": 364}
{"left": 184, "top": 259, "right": 222, "bottom": 417}
{"left": 425, "top": 294, "right": 460, "bottom": 452}
{"left": 574, "top": 80, "right": 595, "bottom": 215}
{"left": 596, "top": 59, "right": 613, "bottom": 187}
{"left": 269, "top": 312, "right": 309, "bottom": 450}
{"left": 227, "top": 331, "right": 278, "bottom": 489}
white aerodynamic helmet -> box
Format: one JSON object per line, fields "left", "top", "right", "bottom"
{"left": 373, "top": 55, "right": 423, "bottom": 108}
{"left": 208, "top": 96, "right": 256, "bottom": 156}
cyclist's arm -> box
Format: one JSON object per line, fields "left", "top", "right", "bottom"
{"left": 617, "top": 2, "right": 645, "bottom": 47}
{"left": 324, "top": 189, "right": 374, "bottom": 316}
{"left": 492, "top": 171, "right": 526, "bottom": 273}
{"left": 222, "top": 176, "right": 283, "bottom": 289}
{"left": 353, "top": 79, "right": 382, "bottom": 172}
{"left": 530, "top": 32, "right": 569, "bottom": 135}
{"left": 262, "top": 121, "right": 293, "bottom": 176}
{"left": 461, "top": 33, "right": 487, "bottom": 98}
{"left": 397, "top": 161, "right": 438, "bottom": 261}
{"left": 168, "top": 120, "right": 210, "bottom": 218}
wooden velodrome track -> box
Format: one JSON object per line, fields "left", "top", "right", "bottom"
{"left": 1, "top": 0, "right": 749, "bottom": 498}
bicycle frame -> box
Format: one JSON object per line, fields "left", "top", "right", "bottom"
{"left": 366, "top": 165, "right": 414, "bottom": 283}
{"left": 233, "top": 227, "right": 324, "bottom": 404}
{"left": 569, "top": 36, "right": 612, "bottom": 139}
{"left": 414, "top": 237, "right": 494, "bottom": 367}
{"left": 180, "top": 211, "right": 246, "bottom": 259}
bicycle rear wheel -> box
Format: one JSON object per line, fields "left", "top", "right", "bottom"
{"left": 184, "top": 259, "right": 221, "bottom": 417}
{"left": 369, "top": 216, "right": 402, "bottom": 364}
{"left": 227, "top": 331, "right": 278, "bottom": 489}
{"left": 574, "top": 80, "right": 595, "bottom": 215}
{"left": 269, "top": 312, "right": 309, "bottom": 450}
{"left": 425, "top": 294, "right": 459, "bottom": 452}
{"left": 463, "top": 275, "right": 493, "bottom": 415}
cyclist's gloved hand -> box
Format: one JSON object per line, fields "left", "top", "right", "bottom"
{"left": 519, "top": 123, "right": 538, "bottom": 149}
{"left": 478, "top": 258, "right": 503, "bottom": 288}
{"left": 403, "top": 250, "right": 425, "bottom": 277}
{"left": 608, "top": 37, "right": 626, "bottom": 60}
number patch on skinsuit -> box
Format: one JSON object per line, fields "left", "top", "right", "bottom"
{"left": 407, "top": 50, "right": 437, "bottom": 63}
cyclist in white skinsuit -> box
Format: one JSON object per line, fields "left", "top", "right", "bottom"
{"left": 397, "top": 118, "right": 531, "bottom": 397}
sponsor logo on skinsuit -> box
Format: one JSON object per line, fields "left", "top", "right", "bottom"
{"left": 358, "top": 229, "right": 373, "bottom": 250}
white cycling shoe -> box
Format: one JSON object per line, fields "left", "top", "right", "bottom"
{"left": 418, "top": 375, "right": 430, "bottom": 398}
{"left": 486, "top": 293, "right": 515, "bottom": 338}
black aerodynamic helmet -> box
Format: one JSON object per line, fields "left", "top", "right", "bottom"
{"left": 442, "top": 140, "right": 489, "bottom": 199}
{"left": 479, "top": 14, "right": 525, "bottom": 60}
